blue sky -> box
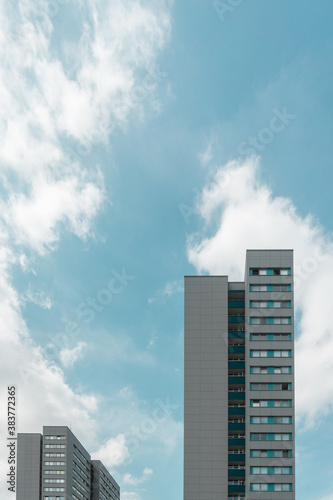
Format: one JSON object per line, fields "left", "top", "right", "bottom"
{"left": 1, "top": 1, "right": 333, "bottom": 499}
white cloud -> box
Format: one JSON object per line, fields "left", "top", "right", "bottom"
{"left": 18, "top": 254, "right": 36, "bottom": 275}
{"left": 122, "top": 493, "right": 141, "bottom": 500}
{"left": 4, "top": 172, "right": 105, "bottom": 254}
{"left": 124, "top": 467, "right": 153, "bottom": 485}
{"left": 163, "top": 279, "right": 184, "bottom": 296}
{"left": 147, "top": 335, "right": 158, "bottom": 349}
{"left": 0, "top": 1, "right": 172, "bottom": 497}
{"left": 59, "top": 341, "right": 87, "bottom": 368}
{"left": 187, "top": 156, "right": 333, "bottom": 427}
{"left": 198, "top": 138, "right": 215, "bottom": 167}
{"left": 92, "top": 434, "right": 130, "bottom": 468}
{"left": 0, "top": 325, "right": 99, "bottom": 497}
{"left": 22, "top": 285, "right": 52, "bottom": 309}
{"left": 148, "top": 279, "right": 184, "bottom": 305}
{"left": 317, "top": 496, "right": 333, "bottom": 500}
{"left": 0, "top": 0, "right": 172, "bottom": 254}
{"left": 96, "top": 386, "right": 182, "bottom": 460}
{"left": 120, "top": 468, "right": 154, "bottom": 500}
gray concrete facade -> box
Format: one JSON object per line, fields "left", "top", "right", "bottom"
{"left": 245, "top": 250, "right": 295, "bottom": 500}
{"left": 17, "top": 433, "right": 42, "bottom": 500}
{"left": 184, "top": 276, "right": 229, "bottom": 500}
{"left": 41, "top": 425, "right": 91, "bottom": 500}
{"left": 17, "top": 426, "right": 120, "bottom": 500}
{"left": 184, "top": 250, "right": 295, "bottom": 500}
{"left": 91, "top": 460, "right": 120, "bottom": 500}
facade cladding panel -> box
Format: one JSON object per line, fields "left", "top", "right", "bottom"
{"left": 184, "top": 250, "right": 295, "bottom": 500}
{"left": 91, "top": 460, "right": 120, "bottom": 500}
{"left": 17, "top": 433, "right": 42, "bottom": 500}
{"left": 184, "top": 276, "right": 229, "bottom": 500}
{"left": 17, "top": 426, "right": 120, "bottom": 500}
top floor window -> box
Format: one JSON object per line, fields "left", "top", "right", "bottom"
{"left": 250, "top": 268, "right": 291, "bottom": 276}
{"left": 44, "top": 435, "right": 66, "bottom": 440}
{"left": 250, "top": 284, "right": 291, "bottom": 292}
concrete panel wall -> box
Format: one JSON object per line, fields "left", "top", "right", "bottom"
{"left": 17, "top": 433, "right": 42, "bottom": 500}
{"left": 184, "top": 276, "right": 229, "bottom": 500}
{"left": 245, "top": 250, "right": 295, "bottom": 500}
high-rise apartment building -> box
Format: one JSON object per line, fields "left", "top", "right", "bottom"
{"left": 17, "top": 426, "right": 120, "bottom": 500}
{"left": 184, "top": 249, "right": 295, "bottom": 500}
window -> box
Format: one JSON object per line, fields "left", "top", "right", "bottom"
{"left": 44, "top": 488, "right": 65, "bottom": 492}
{"left": 250, "top": 301, "right": 291, "bottom": 308}
{"left": 276, "top": 416, "right": 292, "bottom": 424}
{"left": 250, "top": 400, "right": 292, "bottom": 408}
{"left": 251, "top": 483, "right": 268, "bottom": 491}
{"left": 250, "top": 366, "right": 291, "bottom": 374}
{"left": 250, "top": 416, "right": 292, "bottom": 424}
{"left": 250, "top": 268, "right": 291, "bottom": 276}
{"left": 274, "top": 400, "right": 291, "bottom": 407}
{"left": 251, "top": 483, "right": 292, "bottom": 492}
{"left": 73, "top": 462, "right": 89, "bottom": 480}
{"left": 272, "top": 317, "right": 291, "bottom": 324}
{"left": 44, "top": 470, "right": 65, "bottom": 475}
{"left": 250, "top": 467, "right": 292, "bottom": 474}
{"left": 250, "top": 317, "right": 291, "bottom": 325}
{"left": 250, "top": 284, "right": 291, "bottom": 292}
{"left": 250, "top": 284, "right": 265, "bottom": 291}
{"left": 274, "top": 333, "right": 291, "bottom": 340}
{"left": 250, "top": 317, "right": 265, "bottom": 325}
{"left": 251, "top": 449, "right": 267, "bottom": 458}
{"left": 250, "top": 350, "right": 292, "bottom": 358}
{"left": 273, "top": 434, "right": 292, "bottom": 441}
{"left": 44, "top": 435, "right": 65, "bottom": 440}
{"left": 251, "top": 333, "right": 291, "bottom": 341}
{"left": 251, "top": 400, "right": 268, "bottom": 407}
{"left": 251, "top": 383, "right": 289, "bottom": 390}
{"left": 250, "top": 449, "right": 292, "bottom": 458}
{"left": 44, "top": 462, "right": 65, "bottom": 466}
{"left": 275, "top": 484, "right": 292, "bottom": 491}
{"left": 44, "top": 479, "right": 65, "bottom": 483}
{"left": 44, "top": 453, "right": 65, "bottom": 458}
{"left": 44, "top": 497, "right": 65, "bottom": 500}
{"left": 45, "top": 444, "right": 66, "bottom": 449}
{"left": 251, "top": 350, "right": 266, "bottom": 357}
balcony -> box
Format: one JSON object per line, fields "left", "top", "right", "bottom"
{"left": 228, "top": 392, "right": 245, "bottom": 401}
{"left": 228, "top": 376, "right": 245, "bottom": 385}
{"left": 228, "top": 361, "right": 245, "bottom": 370}
{"left": 228, "top": 316, "right": 245, "bottom": 324}
{"left": 228, "top": 423, "right": 245, "bottom": 431}
{"left": 228, "top": 331, "right": 245, "bottom": 340}
{"left": 228, "top": 453, "right": 245, "bottom": 462}
{"left": 228, "top": 485, "right": 245, "bottom": 494}
{"left": 228, "top": 290, "right": 245, "bottom": 299}
{"left": 228, "top": 438, "right": 245, "bottom": 447}
{"left": 228, "top": 346, "right": 245, "bottom": 354}
{"left": 228, "top": 300, "right": 245, "bottom": 308}
{"left": 228, "top": 407, "right": 245, "bottom": 416}
{"left": 228, "top": 469, "right": 245, "bottom": 479}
